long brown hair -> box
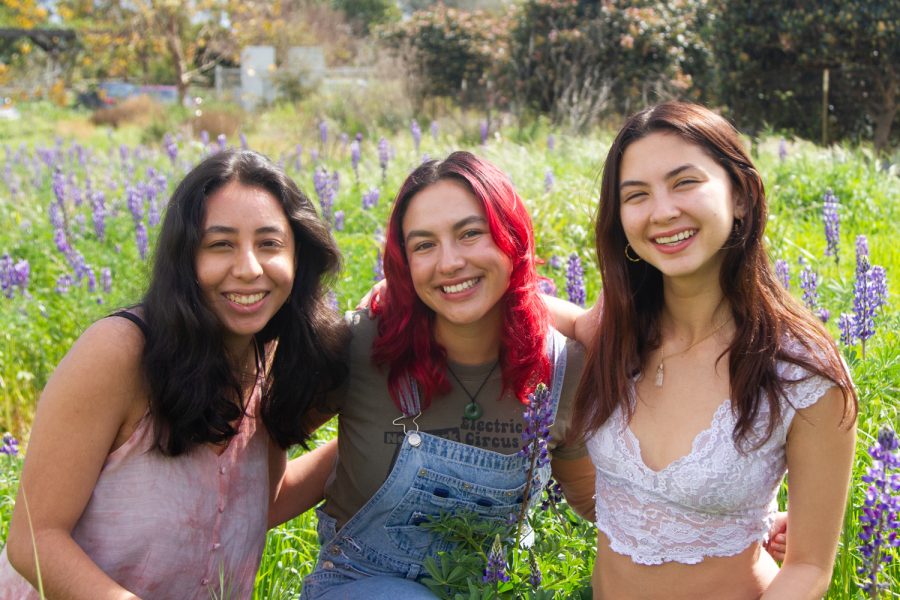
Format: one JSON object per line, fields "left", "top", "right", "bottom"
{"left": 573, "top": 102, "right": 856, "bottom": 447}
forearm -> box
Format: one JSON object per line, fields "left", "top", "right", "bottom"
{"left": 550, "top": 455, "right": 596, "bottom": 521}
{"left": 268, "top": 438, "right": 338, "bottom": 527}
{"left": 541, "top": 295, "right": 584, "bottom": 339}
{"left": 760, "top": 562, "right": 832, "bottom": 599}
{"left": 8, "top": 527, "right": 140, "bottom": 600}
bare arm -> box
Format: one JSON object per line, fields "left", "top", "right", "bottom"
{"left": 760, "top": 387, "right": 856, "bottom": 599}
{"left": 6, "top": 319, "right": 147, "bottom": 600}
{"left": 550, "top": 455, "right": 596, "bottom": 521}
{"left": 267, "top": 438, "right": 338, "bottom": 528}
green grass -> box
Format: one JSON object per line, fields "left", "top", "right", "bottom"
{"left": 0, "top": 104, "right": 897, "bottom": 598}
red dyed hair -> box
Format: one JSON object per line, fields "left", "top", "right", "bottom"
{"left": 573, "top": 102, "right": 857, "bottom": 448}
{"left": 372, "top": 151, "right": 550, "bottom": 411}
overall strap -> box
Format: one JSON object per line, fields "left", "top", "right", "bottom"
{"left": 545, "top": 328, "right": 568, "bottom": 423}
{"left": 110, "top": 310, "right": 149, "bottom": 337}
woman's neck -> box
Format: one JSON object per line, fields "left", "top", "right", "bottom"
{"left": 661, "top": 280, "right": 730, "bottom": 341}
{"left": 435, "top": 321, "right": 502, "bottom": 365}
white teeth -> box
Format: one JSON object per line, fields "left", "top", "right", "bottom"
{"left": 442, "top": 278, "right": 479, "bottom": 294}
{"left": 654, "top": 230, "right": 696, "bottom": 245}
{"left": 226, "top": 292, "right": 266, "bottom": 305}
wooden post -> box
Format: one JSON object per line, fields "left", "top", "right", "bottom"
{"left": 822, "top": 68, "right": 830, "bottom": 146}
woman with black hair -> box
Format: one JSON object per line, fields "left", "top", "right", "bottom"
{"left": 1, "top": 149, "right": 347, "bottom": 599}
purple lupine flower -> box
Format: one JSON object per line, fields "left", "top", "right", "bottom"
{"left": 0, "top": 433, "right": 18, "bottom": 456}
{"left": 163, "top": 134, "right": 178, "bottom": 165}
{"left": 482, "top": 535, "right": 510, "bottom": 584}
{"left": 319, "top": 121, "right": 328, "bottom": 147}
{"left": 362, "top": 187, "right": 380, "bottom": 210}
{"left": 775, "top": 259, "right": 790, "bottom": 290}
{"left": 48, "top": 198, "right": 64, "bottom": 231}
{"left": 856, "top": 235, "right": 869, "bottom": 277}
{"left": 119, "top": 144, "right": 129, "bottom": 164}
{"left": 327, "top": 291, "right": 339, "bottom": 311}
{"left": 544, "top": 168, "right": 554, "bottom": 193}
{"left": 547, "top": 134, "right": 555, "bottom": 151}
{"left": 126, "top": 185, "right": 143, "bottom": 224}
{"left": 0, "top": 254, "right": 12, "bottom": 298}
{"left": 313, "top": 167, "right": 333, "bottom": 224}
{"left": 350, "top": 140, "right": 361, "bottom": 181}
{"left": 69, "top": 251, "right": 89, "bottom": 282}
{"left": 528, "top": 547, "right": 542, "bottom": 590}
{"left": 56, "top": 274, "right": 73, "bottom": 294}
{"left": 135, "top": 222, "right": 149, "bottom": 260}
{"left": 869, "top": 266, "right": 888, "bottom": 313}
{"left": 217, "top": 134, "right": 227, "bottom": 152}
{"left": 853, "top": 256, "right": 876, "bottom": 345}
{"left": 86, "top": 267, "right": 97, "bottom": 293}
{"left": 427, "top": 120, "right": 437, "bottom": 141}
{"left": 378, "top": 138, "right": 389, "bottom": 183}
{"left": 294, "top": 144, "right": 303, "bottom": 172}
{"left": 310, "top": 148, "right": 319, "bottom": 164}
{"left": 540, "top": 477, "right": 564, "bottom": 511}
{"left": 817, "top": 308, "right": 830, "bottom": 324}
{"left": 822, "top": 190, "right": 840, "bottom": 263}
{"left": 101, "top": 267, "right": 112, "bottom": 293}
{"left": 857, "top": 426, "right": 900, "bottom": 596}
{"left": 239, "top": 132, "right": 248, "bottom": 150}
{"left": 90, "top": 190, "right": 106, "bottom": 240}
{"left": 838, "top": 313, "right": 855, "bottom": 346}
{"left": 200, "top": 130, "right": 210, "bottom": 147}
{"left": 53, "top": 227, "right": 71, "bottom": 255}
{"left": 410, "top": 120, "right": 421, "bottom": 153}
{"left": 778, "top": 138, "right": 787, "bottom": 162}
{"left": 537, "top": 277, "right": 557, "bottom": 297}
{"left": 549, "top": 255, "right": 562, "bottom": 269}
{"left": 519, "top": 383, "right": 552, "bottom": 468}
{"left": 480, "top": 120, "right": 489, "bottom": 145}
{"left": 334, "top": 210, "right": 345, "bottom": 231}
{"left": 799, "top": 265, "right": 819, "bottom": 310}
{"left": 566, "top": 253, "right": 586, "bottom": 307}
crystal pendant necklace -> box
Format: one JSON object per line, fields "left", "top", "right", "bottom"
{"left": 654, "top": 318, "right": 732, "bottom": 387}
{"left": 446, "top": 360, "right": 499, "bottom": 420}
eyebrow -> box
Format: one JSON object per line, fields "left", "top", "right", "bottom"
{"left": 202, "top": 225, "right": 287, "bottom": 236}
{"left": 405, "top": 215, "right": 486, "bottom": 243}
{"left": 620, "top": 164, "right": 697, "bottom": 189}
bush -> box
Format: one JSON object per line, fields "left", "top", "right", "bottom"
{"left": 89, "top": 95, "right": 163, "bottom": 128}
{"left": 508, "top": 0, "right": 712, "bottom": 129}
{"left": 191, "top": 106, "right": 244, "bottom": 139}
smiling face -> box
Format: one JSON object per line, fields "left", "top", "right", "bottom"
{"left": 402, "top": 178, "right": 512, "bottom": 347}
{"left": 196, "top": 180, "right": 295, "bottom": 353}
{"left": 618, "top": 131, "right": 744, "bottom": 288}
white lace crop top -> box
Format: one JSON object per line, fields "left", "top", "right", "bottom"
{"left": 586, "top": 359, "right": 835, "bottom": 565}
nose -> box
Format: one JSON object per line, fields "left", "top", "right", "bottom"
{"left": 650, "top": 192, "right": 681, "bottom": 224}
{"left": 437, "top": 243, "right": 465, "bottom": 275}
{"left": 233, "top": 248, "right": 263, "bottom": 280}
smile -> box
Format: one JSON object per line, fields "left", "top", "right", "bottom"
{"left": 653, "top": 229, "right": 697, "bottom": 245}
{"left": 225, "top": 292, "right": 267, "bottom": 305}
{"left": 441, "top": 278, "right": 480, "bottom": 294}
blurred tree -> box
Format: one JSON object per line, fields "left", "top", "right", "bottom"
{"left": 0, "top": 0, "right": 49, "bottom": 28}
{"left": 712, "top": 0, "right": 897, "bottom": 151}
{"left": 332, "top": 0, "right": 400, "bottom": 33}
{"left": 58, "top": 0, "right": 233, "bottom": 104}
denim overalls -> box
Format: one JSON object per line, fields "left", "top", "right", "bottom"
{"left": 300, "top": 330, "right": 568, "bottom": 600}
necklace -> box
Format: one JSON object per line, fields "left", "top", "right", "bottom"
{"left": 654, "top": 317, "right": 732, "bottom": 387}
{"left": 447, "top": 360, "right": 499, "bottom": 420}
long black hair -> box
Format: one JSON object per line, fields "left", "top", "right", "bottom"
{"left": 142, "top": 149, "right": 347, "bottom": 455}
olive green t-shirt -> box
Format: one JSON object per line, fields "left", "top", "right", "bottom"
{"left": 321, "top": 312, "right": 587, "bottom": 529}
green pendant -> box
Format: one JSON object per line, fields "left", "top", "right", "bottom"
{"left": 464, "top": 401, "right": 483, "bottom": 421}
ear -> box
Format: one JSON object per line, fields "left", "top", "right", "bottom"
{"left": 732, "top": 191, "right": 748, "bottom": 221}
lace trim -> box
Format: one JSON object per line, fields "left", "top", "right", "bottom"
{"left": 588, "top": 360, "right": 833, "bottom": 565}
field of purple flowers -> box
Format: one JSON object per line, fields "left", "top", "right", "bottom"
{"left": 0, "top": 101, "right": 897, "bottom": 598}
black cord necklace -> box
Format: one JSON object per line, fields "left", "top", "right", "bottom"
{"left": 446, "top": 360, "right": 499, "bottom": 421}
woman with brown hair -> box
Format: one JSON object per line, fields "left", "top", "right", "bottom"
{"left": 573, "top": 102, "right": 857, "bottom": 598}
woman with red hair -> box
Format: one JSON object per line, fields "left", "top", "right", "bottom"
{"left": 299, "top": 151, "right": 595, "bottom": 598}
{"left": 572, "top": 102, "right": 857, "bottom": 598}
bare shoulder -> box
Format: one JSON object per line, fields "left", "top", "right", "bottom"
{"left": 41, "top": 314, "right": 149, "bottom": 423}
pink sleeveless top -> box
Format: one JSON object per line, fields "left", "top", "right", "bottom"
{"left": 0, "top": 387, "right": 269, "bottom": 600}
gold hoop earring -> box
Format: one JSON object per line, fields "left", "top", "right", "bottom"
{"left": 624, "top": 243, "right": 642, "bottom": 263}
